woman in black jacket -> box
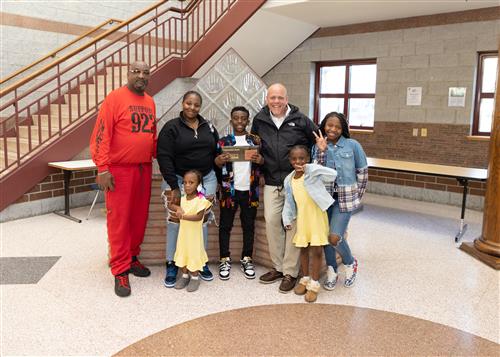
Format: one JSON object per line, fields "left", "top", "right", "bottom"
{"left": 157, "top": 90, "right": 219, "bottom": 288}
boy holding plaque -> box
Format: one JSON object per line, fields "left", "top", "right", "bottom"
{"left": 214, "top": 107, "right": 263, "bottom": 281}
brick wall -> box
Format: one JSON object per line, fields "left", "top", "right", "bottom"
{"left": 350, "top": 122, "right": 488, "bottom": 202}
{"left": 142, "top": 176, "right": 342, "bottom": 268}
{"left": 141, "top": 176, "right": 273, "bottom": 267}
{"left": 13, "top": 169, "right": 97, "bottom": 204}
{"left": 352, "top": 122, "right": 489, "bottom": 168}
{"left": 368, "top": 169, "right": 486, "bottom": 197}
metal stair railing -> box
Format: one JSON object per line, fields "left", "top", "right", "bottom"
{"left": 0, "top": 0, "right": 237, "bottom": 175}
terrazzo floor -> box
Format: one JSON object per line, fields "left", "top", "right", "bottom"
{"left": 1, "top": 193, "right": 499, "bottom": 356}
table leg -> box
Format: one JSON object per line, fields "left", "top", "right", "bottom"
{"left": 54, "top": 169, "right": 82, "bottom": 223}
{"left": 455, "top": 178, "right": 468, "bottom": 243}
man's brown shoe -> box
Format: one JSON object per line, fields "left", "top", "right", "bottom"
{"left": 279, "top": 274, "right": 297, "bottom": 293}
{"left": 259, "top": 269, "right": 283, "bottom": 284}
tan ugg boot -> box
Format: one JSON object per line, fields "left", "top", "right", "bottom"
{"left": 305, "top": 279, "right": 320, "bottom": 303}
{"left": 294, "top": 276, "right": 310, "bottom": 295}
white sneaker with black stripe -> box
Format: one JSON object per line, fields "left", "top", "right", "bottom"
{"left": 240, "top": 256, "right": 256, "bottom": 279}
{"left": 218, "top": 257, "right": 231, "bottom": 280}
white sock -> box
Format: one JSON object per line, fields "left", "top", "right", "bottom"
{"left": 300, "top": 276, "right": 310, "bottom": 284}
{"left": 191, "top": 275, "right": 199, "bottom": 280}
{"left": 182, "top": 273, "right": 189, "bottom": 279}
{"left": 309, "top": 279, "right": 320, "bottom": 289}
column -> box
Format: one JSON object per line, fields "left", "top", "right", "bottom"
{"left": 460, "top": 62, "right": 500, "bottom": 269}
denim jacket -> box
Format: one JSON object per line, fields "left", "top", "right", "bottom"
{"left": 282, "top": 164, "right": 337, "bottom": 226}
{"left": 312, "top": 136, "right": 368, "bottom": 212}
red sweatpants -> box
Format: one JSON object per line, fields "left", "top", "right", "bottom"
{"left": 106, "top": 163, "right": 152, "bottom": 276}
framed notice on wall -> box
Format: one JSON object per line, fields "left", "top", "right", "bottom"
{"left": 406, "top": 87, "right": 422, "bottom": 106}
{"left": 448, "top": 87, "right": 466, "bottom": 107}
{"left": 221, "top": 146, "right": 258, "bottom": 162}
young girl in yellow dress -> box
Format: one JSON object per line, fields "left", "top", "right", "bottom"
{"left": 169, "top": 170, "right": 212, "bottom": 292}
{"left": 282, "top": 145, "right": 337, "bottom": 303}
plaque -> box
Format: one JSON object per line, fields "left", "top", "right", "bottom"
{"left": 221, "top": 145, "right": 259, "bottom": 162}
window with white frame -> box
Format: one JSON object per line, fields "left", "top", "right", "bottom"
{"left": 473, "top": 51, "right": 498, "bottom": 136}
{"left": 315, "top": 59, "right": 377, "bottom": 128}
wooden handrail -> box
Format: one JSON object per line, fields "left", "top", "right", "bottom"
{"left": 0, "top": 18, "right": 123, "bottom": 86}
{"left": 0, "top": 0, "right": 197, "bottom": 98}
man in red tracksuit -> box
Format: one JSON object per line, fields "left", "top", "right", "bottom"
{"left": 90, "top": 61, "right": 156, "bottom": 297}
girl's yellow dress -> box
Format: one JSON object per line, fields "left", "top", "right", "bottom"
{"left": 291, "top": 175, "right": 329, "bottom": 247}
{"left": 174, "top": 195, "right": 212, "bottom": 272}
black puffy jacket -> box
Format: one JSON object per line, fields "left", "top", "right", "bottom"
{"left": 250, "top": 104, "right": 317, "bottom": 186}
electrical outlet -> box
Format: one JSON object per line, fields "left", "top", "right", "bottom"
{"left": 412, "top": 128, "right": 419, "bottom": 136}
{"left": 421, "top": 128, "right": 427, "bottom": 137}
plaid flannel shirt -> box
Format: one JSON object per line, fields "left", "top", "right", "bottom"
{"left": 217, "top": 133, "right": 261, "bottom": 208}
{"left": 315, "top": 149, "right": 368, "bottom": 213}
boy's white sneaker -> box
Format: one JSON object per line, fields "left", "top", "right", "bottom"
{"left": 218, "top": 257, "right": 231, "bottom": 280}
{"left": 240, "top": 256, "right": 256, "bottom": 279}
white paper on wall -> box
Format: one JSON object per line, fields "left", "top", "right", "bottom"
{"left": 448, "top": 87, "right": 466, "bottom": 107}
{"left": 406, "top": 87, "right": 422, "bottom": 106}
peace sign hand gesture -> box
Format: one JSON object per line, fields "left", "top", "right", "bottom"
{"left": 313, "top": 130, "right": 328, "bottom": 152}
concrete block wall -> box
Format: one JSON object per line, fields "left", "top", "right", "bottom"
{"left": 0, "top": 26, "right": 76, "bottom": 79}
{"left": 2, "top": 1, "right": 161, "bottom": 27}
{"left": 264, "top": 20, "right": 499, "bottom": 121}
{"left": 1, "top": 1, "right": 163, "bottom": 78}
{"left": 263, "top": 18, "right": 499, "bottom": 209}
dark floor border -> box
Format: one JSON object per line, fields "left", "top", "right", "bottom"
{"left": 115, "top": 303, "right": 500, "bottom": 356}
{"left": 0, "top": 256, "right": 60, "bottom": 284}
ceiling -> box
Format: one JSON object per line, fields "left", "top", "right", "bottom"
{"left": 262, "top": 0, "right": 500, "bottom": 28}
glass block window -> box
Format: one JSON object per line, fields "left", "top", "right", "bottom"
{"left": 158, "top": 48, "right": 267, "bottom": 136}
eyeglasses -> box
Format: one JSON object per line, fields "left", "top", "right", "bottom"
{"left": 129, "top": 69, "right": 150, "bottom": 76}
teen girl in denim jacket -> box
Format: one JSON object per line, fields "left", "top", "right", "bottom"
{"left": 312, "top": 112, "right": 368, "bottom": 290}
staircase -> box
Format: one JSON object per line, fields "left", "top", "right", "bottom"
{"left": 1, "top": 66, "right": 128, "bottom": 170}
{"left": 0, "top": 0, "right": 266, "bottom": 211}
